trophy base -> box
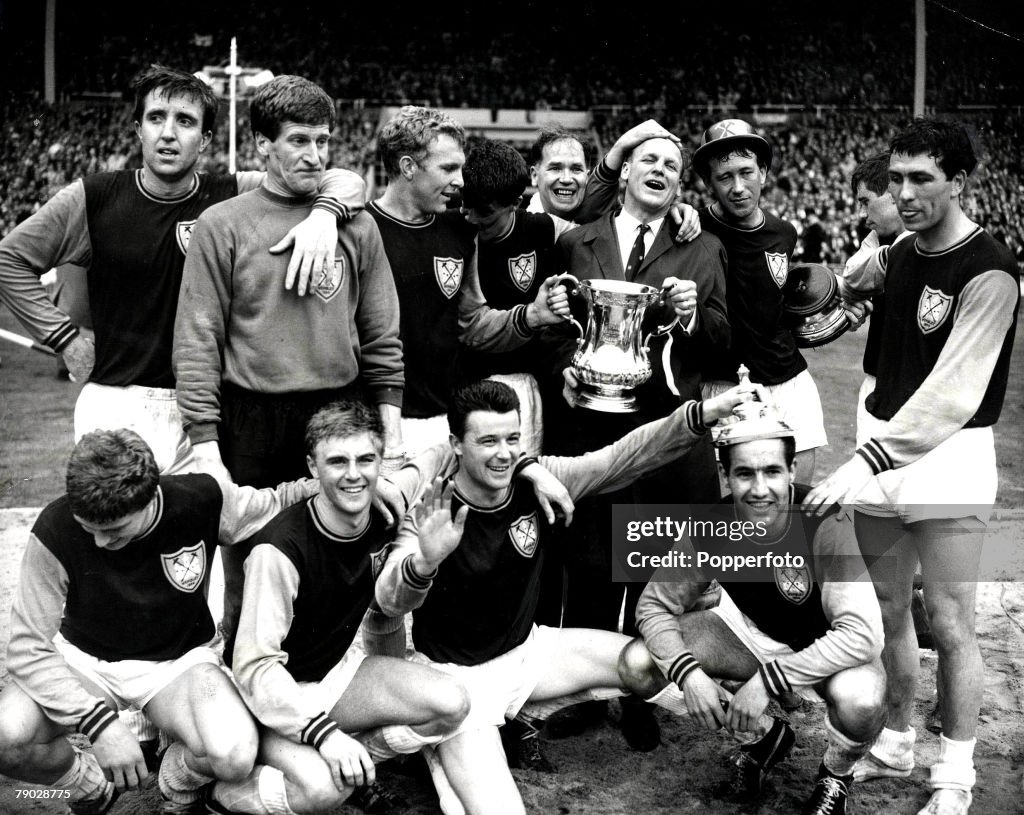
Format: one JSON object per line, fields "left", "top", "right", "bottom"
{"left": 576, "top": 386, "right": 639, "bottom": 413}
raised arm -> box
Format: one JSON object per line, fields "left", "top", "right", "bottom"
{"left": 539, "top": 383, "right": 756, "bottom": 500}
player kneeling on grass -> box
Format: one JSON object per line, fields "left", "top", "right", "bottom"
{"left": 373, "top": 378, "right": 759, "bottom": 815}
{"left": 204, "top": 400, "right": 468, "bottom": 815}
{"left": 619, "top": 408, "right": 886, "bottom": 815}
{"left": 207, "top": 399, "right": 573, "bottom": 815}
{"left": 0, "top": 429, "right": 323, "bottom": 815}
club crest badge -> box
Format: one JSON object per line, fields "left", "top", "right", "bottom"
{"left": 434, "top": 257, "right": 464, "bottom": 299}
{"left": 313, "top": 257, "right": 345, "bottom": 302}
{"left": 160, "top": 542, "right": 206, "bottom": 593}
{"left": 508, "top": 252, "right": 537, "bottom": 293}
{"left": 176, "top": 220, "right": 197, "bottom": 255}
{"left": 917, "top": 285, "right": 954, "bottom": 334}
{"left": 765, "top": 252, "right": 789, "bottom": 288}
{"left": 508, "top": 513, "right": 539, "bottom": 558}
{"left": 775, "top": 564, "right": 811, "bottom": 604}
{"left": 370, "top": 544, "right": 394, "bottom": 581}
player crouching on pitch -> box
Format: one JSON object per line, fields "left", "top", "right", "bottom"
{"left": 373, "top": 378, "right": 760, "bottom": 815}
{"left": 0, "top": 429, "right": 325, "bottom": 815}
{"left": 206, "top": 399, "right": 576, "bottom": 815}
{"left": 206, "top": 401, "right": 470, "bottom": 815}
{"left": 619, "top": 407, "right": 886, "bottom": 815}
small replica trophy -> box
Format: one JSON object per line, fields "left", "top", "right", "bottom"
{"left": 714, "top": 364, "right": 793, "bottom": 445}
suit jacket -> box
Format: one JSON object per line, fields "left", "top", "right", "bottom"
{"left": 551, "top": 210, "right": 730, "bottom": 411}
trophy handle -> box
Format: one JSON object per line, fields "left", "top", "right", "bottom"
{"left": 641, "top": 305, "right": 679, "bottom": 354}
{"left": 551, "top": 273, "right": 584, "bottom": 340}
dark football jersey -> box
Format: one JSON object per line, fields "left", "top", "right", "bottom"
{"left": 368, "top": 202, "right": 477, "bottom": 417}
{"left": 33, "top": 474, "right": 223, "bottom": 661}
{"left": 700, "top": 206, "right": 805, "bottom": 385}
{"left": 698, "top": 486, "right": 835, "bottom": 651}
{"left": 412, "top": 477, "right": 549, "bottom": 666}
{"left": 82, "top": 171, "right": 240, "bottom": 387}
{"left": 228, "top": 499, "right": 395, "bottom": 682}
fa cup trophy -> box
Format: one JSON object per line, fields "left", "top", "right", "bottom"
{"left": 557, "top": 274, "right": 678, "bottom": 413}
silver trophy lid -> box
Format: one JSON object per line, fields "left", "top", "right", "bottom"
{"left": 713, "top": 365, "right": 795, "bottom": 447}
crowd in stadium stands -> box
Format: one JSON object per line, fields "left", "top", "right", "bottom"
{"left": 3, "top": 0, "right": 1020, "bottom": 107}
{"left": 5, "top": 101, "right": 1021, "bottom": 267}
{"left": 1, "top": 1, "right": 1022, "bottom": 261}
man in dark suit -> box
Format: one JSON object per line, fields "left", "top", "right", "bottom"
{"left": 543, "top": 126, "right": 730, "bottom": 749}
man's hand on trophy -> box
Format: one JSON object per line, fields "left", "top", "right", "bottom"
{"left": 661, "top": 276, "right": 698, "bottom": 327}
{"left": 528, "top": 275, "right": 575, "bottom": 327}
{"left": 545, "top": 276, "right": 573, "bottom": 319}
{"left": 702, "top": 380, "right": 772, "bottom": 423}
{"left": 561, "top": 367, "right": 581, "bottom": 408}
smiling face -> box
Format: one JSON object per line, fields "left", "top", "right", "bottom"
{"left": 406, "top": 133, "right": 465, "bottom": 217}
{"left": 530, "top": 138, "right": 588, "bottom": 217}
{"left": 855, "top": 182, "right": 903, "bottom": 242}
{"left": 135, "top": 89, "right": 212, "bottom": 184}
{"left": 308, "top": 432, "right": 382, "bottom": 530}
{"left": 452, "top": 410, "right": 521, "bottom": 506}
{"left": 721, "top": 438, "right": 795, "bottom": 536}
{"left": 621, "top": 137, "right": 683, "bottom": 219}
{"left": 256, "top": 121, "right": 330, "bottom": 198}
{"left": 888, "top": 151, "right": 964, "bottom": 237}
{"left": 75, "top": 503, "right": 156, "bottom": 551}
{"left": 705, "top": 150, "right": 767, "bottom": 228}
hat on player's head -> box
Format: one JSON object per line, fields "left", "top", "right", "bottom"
{"left": 693, "top": 118, "right": 773, "bottom": 177}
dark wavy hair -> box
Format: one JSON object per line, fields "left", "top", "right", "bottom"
{"left": 890, "top": 117, "right": 977, "bottom": 179}
{"left": 66, "top": 429, "right": 160, "bottom": 524}
{"left": 131, "top": 64, "right": 219, "bottom": 134}
{"left": 448, "top": 380, "right": 521, "bottom": 439}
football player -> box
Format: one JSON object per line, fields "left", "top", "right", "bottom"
{"left": 622, "top": 409, "right": 886, "bottom": 815}
{"left": 374, "top": 377, "right": 758, "bottom": 814}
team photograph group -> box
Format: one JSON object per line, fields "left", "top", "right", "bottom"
{"left": 0, "top": 3, "right": 1021, "bottom": 815}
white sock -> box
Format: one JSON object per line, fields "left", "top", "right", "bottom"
{"left": 53, "top": 747, "right": 110, "bottom": 804}
{"left": 359, "top": 724, "right": 446, "bottom": 761}
{"left": 823, "top": 716, "right": 868, "bottom": 777}
{"left": 929, "top": 734, "right": 977, "bottom": 791}
{"left": 519, "top": 687, "right": 624, "bottom": 722}
{"left": 158, "top": 741, "right": 214, "bottom": 803}
{"left": 869, "top": 726, "right": 916, "bottom": 770}
{"left": 256, "top": 765, "right": 297, "bottom": 815}
{"left": 120, "top": 707, "right": 158, "bottom": 741}
{"left": 647, "top": 684, "right": 689, "bottom": 718}
{"left": 210, "top": 775, "right": 268, "bottom": 815}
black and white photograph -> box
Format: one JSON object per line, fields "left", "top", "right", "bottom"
{"left": 1, "top": 2, "right": 1022, "bottom": 813}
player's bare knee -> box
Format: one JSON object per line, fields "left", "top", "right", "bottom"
{"left": 0, "top": 706, "right": 45, "bottom": 771}
{"left": 927, "top": 611, "right": 976, "bottom": 656}
{"left": 432, "top": 679, "right": 471, "bottom": 732}
{"left": 617, "top": 637, "right": 662, "bottom": 696}
{"left": 287, "top": 764, "right": 350, "bottom": 813}
{"left": 877, "top": 592, "right": 913, "bottom": 622}
{"left": 0, "top": 728, "right": 33, "bottom": 774}
{"left": 828, "top": 666, "right": 886, "bottom": 740}
{"left": 204, "top": 729, "right": 258, "bottom": 782}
